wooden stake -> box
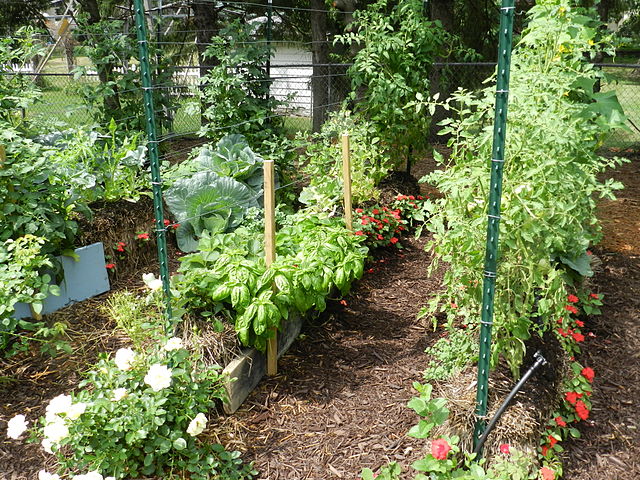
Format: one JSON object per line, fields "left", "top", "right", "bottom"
{"left": 264, "top": 159, "right": 278, "bottom": 376}
{"left": 342, "top": 133, "right": 353, "bottom": 231}
{"left": 0, "top": 144, "right": 5, "bottom": 166}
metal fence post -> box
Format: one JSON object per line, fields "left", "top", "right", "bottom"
{"left": 133, "top": 0, "right": 173, "bottom": 324}
{"left": 473, "top": 0, "right": 515, "bottom": 455}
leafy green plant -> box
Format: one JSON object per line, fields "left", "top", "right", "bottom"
{"left": 336, "top": 0, "right": 475, "bottom": 164}
{"left": 102, "top": 290, "right": 164, "bottom": 350}
{"left": 23, "top": 341, "right": 256, "bottom": 479}
{"left": 423, "top": 328, "right": 478, "bottom": 382}
{"left": 299, "top": 109, "right": 390, "bottom": 212}
{"left": 0, "top": 235, "right": 61, "bottom": 350}
{"left": 72, "top": 17, "right": 175, "bottom": 133}
{"left": 165, "top": 172, "right": 260, "bottom": 253}
{"left": 174, "top": 212, "right": 368, "bottom": 351}
{"left": 197, "top": 21, "right": 285, "bottom": 143}
{"left": 420, "top": 0, "right": 627, "bottom": 374}
{"left": 0, "top": 27, "right": 44, "bottom": 125}
{"left": 353, "top": 205, "right": 404, "bottom": 248}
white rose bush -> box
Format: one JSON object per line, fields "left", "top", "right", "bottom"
{"left": 5, "top": 339, "right": 256, "bottom": 480}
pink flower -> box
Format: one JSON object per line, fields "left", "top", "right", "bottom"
{"left": 540, "top": 467, "right": 555, "bottom": 480}
{"left": 430, "top": 438, "right": 451, "bottom": 460}
{"left": 499, "top": 443, "right": 510, "bottom": 454}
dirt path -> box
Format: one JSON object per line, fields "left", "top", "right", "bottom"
{"left": 228, "top": 237, "right": 441, "bottom": 479}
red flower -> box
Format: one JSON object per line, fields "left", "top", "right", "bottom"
{"left": 554, "top": 416, "right": 567, "bottom": 427}
{"left": 390, "top": 237, "right": 399, "bottom": 244}
{"left": 586, "top": 250, "right": 592, "bottom": 255}
{"left": 430, "top": 438, "right": 451, "bottom": 460}
{"left": 589, "top": 293, "right": 599, "bottom": 299}
{"left": 581, "top": 367, "right": 595, "bottom": 383}
{"left": 557, "top": 328, "right": 568, "bottom": 338}
{"left": 367, "top": 268, "right": 374, "bottom": 274}
{"left": 575, "top": 400, "right": 589, "bottom": 420}
{"left": 355, "top": 208, "right": 363, "bottom": 213}
{"left": 339, "top": 300, "right": 347, "bottom": 306}
{"left": 376, "top": 234, "right": 383, "bottom": 240}
{"left": 572, "top": 332, "right": 585, "bottom": 342}
{"left": 539, "top": 467, "right": 555, "bottom": 480}
{"left": 372, "top": 209, "right": 380, "bottom": 215}
{"left": 361, "top": 218, "right": 370, "bottom": 225}
{"left": 137, "top": 232, "right": 150, "bottom": 240}
{"left": 575, "top": 319, "right": 584, "bottom": 327}
{"left": 450, "top": 302, "right": 458, "bottom": 309}
{"left": 354, "top": 231, "right": 364, "bottom": 236}
{"left": 408, "top": 195, "right": 415, "bottom": 200}
{"left": 541, "top": 445, "right": 550, "bottom": 457}
{"left": 564, "top": 305, "right": 578, "bottom": 315}
{"left": 565, "top": 392, "right": 582, "bottom": 405}
{"left": 164, "top": 219, "right": 170, "bottom": 226}
{"left": 567, "top": 294, "right": 579, "bottom": 303}
{"left": 499, "top": 443, "right": 510, "bottom": 454}
{"left": 173, "top": 223, "right": 180, "bottom": 229}
{"left": 105, "top": 263, "right": 116, "bottom": 269}
{"left": 547, "top": 435, "right": 557, "bottom": 447}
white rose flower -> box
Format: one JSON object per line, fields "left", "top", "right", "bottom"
{"left": 46, "top": 394, "right": 73, "bottom": 417}
{"left": 43, "top": 417, "right": 69, "bottom": 443}
{"left": 164, "top": 337, "right": 183, "bottom": 351}
{"left": 73, "top": 472, "right": 103, "bottom": 480}
{"left": 7, "top": 414, "right": 29, "bottom": 439}
{"left": 112, "top": 388, "right": 128, "bottom": 401}
{"left": 114, "top": 348, "right": 136, "bottom": 371}
{"left": 142, "top": 273, "right": 163, "bottom": 291}
{"left": 144, "top": 364, "right": 172, "bottom": 392}
{"left": 66, "top": 402, "right": 87, "bottom": 420}
{"left": 38, "top": 471, "right": 61, "bottom": 480}
{"left": 41, "top": 438, "right": 54, "bottom": 454}
{"left": 186, "top": 412, "right": 207, "bottom": 437}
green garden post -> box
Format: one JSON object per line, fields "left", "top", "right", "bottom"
{"left": 133, "top": 0, "right": 173, "bottom": 323}
{"left": 473, "top": 0, "right": 515, "bottom": 454}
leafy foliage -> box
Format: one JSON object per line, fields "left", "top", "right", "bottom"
{"left": 421, "top": 0, "right": 627, "bottom": 374}
{"left": 337, "top": 0, "right": 475, "bottom": 161}
{"left": 198, "top": 21, "right": 286, "bottom": 143}
{"left": 298, "top": 110, "right": 390, "bottom": 212}
{"left": 174, "top": 212, "right": 368, "bottom": 351}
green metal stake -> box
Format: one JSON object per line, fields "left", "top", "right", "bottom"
{"left": 473, "top": 0, "right": 515, "bottom": 455}
{"left": 133, "top": 0, "right": 173, "bottom": 324}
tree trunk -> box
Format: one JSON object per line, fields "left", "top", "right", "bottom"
{"left": 310, "top": 0, "right": 329, "bottom": 132}
{"left": 192, "top": 3, "right": 220, "bottom": 79}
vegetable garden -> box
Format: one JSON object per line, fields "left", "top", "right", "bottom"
{"left": 1, "top": 1, "right": 640, "bottom": 479}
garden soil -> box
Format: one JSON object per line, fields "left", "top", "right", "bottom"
{"left": 1, "top": 148, "right": 639, "bottom": 480}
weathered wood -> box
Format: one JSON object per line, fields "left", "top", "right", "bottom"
{"left": 342, "top": 133, "right": 353, "bottom": 231}
{"left": 264, "top": 159, "right": 278, "bottom": 376}
{"left": 223, "top": 313, "right": 302, "bottom": 414}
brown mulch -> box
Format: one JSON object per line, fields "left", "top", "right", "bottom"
{"left": 563, "top": 151, "right": 640, "bottom": 479}
{"left": 226, "top": 236, "right": 441, "bottom": 480}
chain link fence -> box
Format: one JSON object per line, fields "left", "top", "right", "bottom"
{"left": 8, "top": 61, "right": 640, "bottom": 148}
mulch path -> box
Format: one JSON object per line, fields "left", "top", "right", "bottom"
{"left": 227, "top": 237, "right": 441, "bottom": 480}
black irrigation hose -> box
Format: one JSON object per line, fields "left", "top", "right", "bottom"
{"left": 473, "top": 350, "right": 548, "bottom": 457}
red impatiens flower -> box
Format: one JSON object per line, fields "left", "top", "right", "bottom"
{"left": 554, "top": 416, "right": 567, "bottom": 427}
{"left": 430, "top": 438, "right": 451, "bottom": 460}
{"left": 547, "top": 435, "right": 557, "bottom": 447}
{"left": 499, "top": 443, "right": 510, "bottom": 454}
{"left": 354, "top": 231, "right": 364, "bottom": 236}
{"left": 575, "top": 400, "right": 589, "bottom": 420}
{"left": 541, "top": 445, "right": 550, "bottom": 457}
{"left": 539, "top": 466, "right": 555, "bottom": 480}
{"left": 564, "top": 304, "right": 578, "bottom": 315}
{"left": 581, "top": 367, "right": 595, "bottom": 383}
{"left": 372, "top": 209, "right": 380, "bottom": 215}
{"left": 105, "top": 263, "right": 116, "bottom": 269}
{"left": 137, "top": 232, "right": 150, "bottom": 240}
{"left": 376, "top": 234, "right": 383, "bottom": 240}
{"left": 575, "top": 319, "right": 584, "bottom": 327}
{"left": 367, "top": 268, "right": 374, "bottom": 274}
{"left": 572, "top": 332, "right": 585, "bottom": 342}
{"left": 557, "top": 328, "right": 569, "bottom": 338}
{"left": 164, "top": 219, "right": 170, "bottom": 226}
{"left": 567, "top": 294, "right": 579, "bottom": 303}
{"left": 565, "top": 391, "right": 583, "bottom": 405}
{"left": 450, "top": 302, "right": 458, "bottom": 309}
{"left": 339, "top": 300, "right": 347, "bottom": 306}
{"left": 390, "top": 237, "right": 399, "bottom": 244}
{"left": 589, "top": 293, "right": 599, "bottom": 299}
{"left": 361, "top": 217, "right": 370, "bottom": 226}
{"left": 355, "top": 208, "right": 363, "bottom": 213}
